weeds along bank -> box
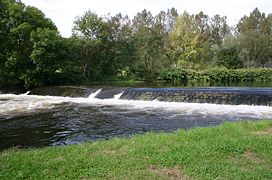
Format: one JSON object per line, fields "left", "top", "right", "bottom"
{"left": 159, "top": 68, "right": 272, "bottom": 83}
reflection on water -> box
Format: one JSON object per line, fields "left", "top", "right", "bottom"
{"left": 87, "top": 80, "right": 272, "bottom": 88}
{"left": 1, "top": 89, "right": 272, "bottom": 150}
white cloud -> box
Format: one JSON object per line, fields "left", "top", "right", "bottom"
{"left": 21, "top": 0, "right": 272, "bottom": 37}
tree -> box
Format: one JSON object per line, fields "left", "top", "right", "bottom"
{"left": 73, "top": 11, "right": 105, "bottom": 39}
{"left": 238, "top": 31, "right": 271, "bottom": 68}
{"left": 216, "top": 46, "right": 242, "bottom": 69}
{"left": 170, "top": 11, "right": 201, "bottom": 69}
{"left": 195, "top": 11, "right": 211, "bottom": 43}
{"left": 72, "top": 11, "right": 105, "bottom": 80}
{"left": 210, "top": 15, "right": 230, "bottom": 46}
{"left": 237, "top": 8, "right": 269, "bottom": 34}
{"left": 0, "top": 0, "right": 57, "bottom": 87}
{"left": 73, "top": 11, "right": 136, "bottom": 80}
{"left": 236, "top": 8, "right": 272, "bottom": 68}
{"left": 130, "top": 9, "right": 170, "bottom": 79}
{"left": 18, "top": 28, "right": 66, "bottom": 87}
{"left": 165, "top": 8, "right": 178, "bottom": 33}
{"left": 104, "top": 13, "right": 135, "bottom": 79}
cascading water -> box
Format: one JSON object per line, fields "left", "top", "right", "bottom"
{"left": 88, "top": 89, "right": 102, "bottom": 98}
{"left": 113, "top": 92, "right": 124, "bottom": 99}
{"left": 120, "top": 88, "right": 272, "bottom": 106}
{"left": 1, "top": 86, "right": 272, "bottom": 150}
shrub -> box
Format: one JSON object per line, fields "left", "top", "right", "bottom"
{"left": 158, "top": 68, "right": 272, "bottom": 83}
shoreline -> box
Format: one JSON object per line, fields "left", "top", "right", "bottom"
{"left": 1, "top": 120, "right": 272, "bottom": 179}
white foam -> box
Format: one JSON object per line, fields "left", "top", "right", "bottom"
{"left": 88, "top": 89, "right": 102, "bottom": 99}
{"left": 113, "top": 92, "right": 124, "bottom": 100}
{"left": 24, "top": 91, "right": 30, "bottom": 95}
{"left": 1, "top": 92, "right": 272, "bottom": 119}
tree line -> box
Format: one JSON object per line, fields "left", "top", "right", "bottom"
{"left": 0, "top": 0, "right": 271, "bottom": 88}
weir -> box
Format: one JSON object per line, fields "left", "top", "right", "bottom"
{"left": 28, "top": 86, "right": 272, "bottom": 106}
{"left": 120, "top": 88, "right": 272, "bottom": 106}
{"left": 29, "top": 86, "right": 98, "bottom": 97}
{"left": 1, "top": 86, "right": 272, "bottom": 150}
{"left": 29, "top": 86, "right": 128, "bottom": 98}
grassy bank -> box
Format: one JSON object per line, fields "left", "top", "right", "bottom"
{"left": 1, "top": 121, "right": 272, "bottom": 179}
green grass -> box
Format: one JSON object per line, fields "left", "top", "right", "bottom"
{"left": 1, "top": 121, "right": 272, "bottom": 179}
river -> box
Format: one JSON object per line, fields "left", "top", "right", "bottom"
{"left": 1, "top": 82, "right": 272, "bottom": 150}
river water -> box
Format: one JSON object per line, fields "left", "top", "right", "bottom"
{"left": 1, "top": 84, "right": 272, "bottom": 150}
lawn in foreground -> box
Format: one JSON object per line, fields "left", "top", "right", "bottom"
{"left": 1, "top": 120, "right": 272, "bottom": 179}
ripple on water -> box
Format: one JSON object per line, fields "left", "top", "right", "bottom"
{"left": 0, "top": 92, "right": 272, "bottom": 150}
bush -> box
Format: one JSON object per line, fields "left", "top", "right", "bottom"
{"left": 216, "top": 47, "right": 243, "bottom": 69}
{"left": 158, "top": 69, "right": 188, "bottom": 82}
{"left": 158, "top": 68, "right": 272, "bottom": 83}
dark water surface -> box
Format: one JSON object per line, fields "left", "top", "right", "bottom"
{"left": 87, "top": 80, "right": 272, "bottom": 88}
{"left": 1, "top": 82, "right": 272, "bottom": 150}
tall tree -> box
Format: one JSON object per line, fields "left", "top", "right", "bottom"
{"left": 237, "top": 8, "right": 269, "bottom": 34}
{"left": 170, "top": 11, "right": 201, "bottom": 69}
{"left": 236, "top": 8, "right": 272, "bottom": 68}
{"left": 19, "top": 28, "right": 67, "bottom": 87}
{"left": 72, "top": 11, "right": 105, "bottom": 80}
{"left": 0, "top": 0, "right": 57, "bottom": 87}
{"left": 210, "top": 14, "right": 230, "bottom": 46}
{"left": 73, "top": 11, "right": 135, "bottom": 80}
{"left": 130, "top": 9, "right": 174, "bottom": 79}
{"left": 104, "top": 13, "right": 135, "bottom": 78}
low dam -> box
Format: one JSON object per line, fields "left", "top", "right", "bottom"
{"left": 29, "top": 86, "right": 272, "bottom": 106}
{"left": 119, "top": 88, "right": 272, "bottom": 106}
{"left": 1, "top": 86, "right": 272, "bottom": 150}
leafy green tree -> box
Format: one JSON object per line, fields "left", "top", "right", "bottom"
{"left": 73, "top": 11, "right": 136, "bottom": 80}
{"left": 18, "top": 28, "right": 66, "bottom": 87}
{"left": 104, "top": 13, "right": 135, "bottom": 79}
{"left": 210, "top": 15, "right": 230, "bottom": 46}
{"left": 236, "top": 8, "right": 272, "bottom": 68}
{"left": 216, "top": 46, "right": 243, "bottom": 69}
{"left": 130, "top": 10, "right": 154, "bottom": 79}
{"left": 170, "top": 11, "right": 231, "bottom": 70}
{"left": 73, "top": 11, "right": 105, "bottom": 39}
{"left": 238, "top": 31, "right": 271, "bottom": 68}
{"left": 0, "top": 0, "right": 57, "bottom": 87}
{"left": 72, "top": 11, "right": 105, "bottom": 80}
{"left": 130, "top": 9, "right": 172, "bottom": 79}
{"left": 170, "top": 11, "right": 202, "bottom": 69}
{"left": 237, "top": 8, "right": 269, "bottom": 34}
{"left": 195, "top": 11, "right": 211, "bottom": 43}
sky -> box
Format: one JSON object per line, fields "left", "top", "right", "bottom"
{"left": 21, "top": 0, "right": 272, "bottom": 37}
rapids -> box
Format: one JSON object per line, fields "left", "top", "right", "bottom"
{"left": 1, "top": 87, "right": 272, "bottom": 150}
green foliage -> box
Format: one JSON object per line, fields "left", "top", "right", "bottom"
{"left": 236, "top": 8, "right": 272, "bottom": 68}
{"left": 129, "top": 9, "right": 176, "bottom": 80}
{"left": 1, "top": 121, "right": 272, "bottom": 179}
{"left": 238, "top": 31, "right": 271, "bottom": 68}
{"left": 237, "top": 8, "right": 271, "bottom": 35}
{"left": 170, "top": 11, "right": 201, "bottom": 69}
{"left": 0, "top": 0, "right": 58, "bottom": 87}
{"left": 20, "top": 28, "right": 66, "bottom": 87}
{"left": 170, "top": 11, "right": 230, "bottom": 69}
{"left": 216, "top": 46, "right": 243, "bottom": 69}
{"left": 159, "top": 68, "right": 272, "bottom": 82}
{"left": 73, "top": 11, "right": 105, "bottom": 39}
{"left": 72, "top": 11, "right": 137, "bottom": 81}
{"left": 158, "top": 68, "right": 188, "bottom": 81}
{"left": 0, "top": 3, "right": 271, "bottom": 87}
